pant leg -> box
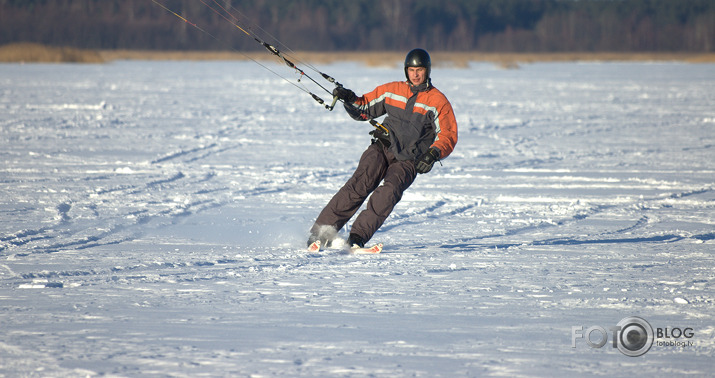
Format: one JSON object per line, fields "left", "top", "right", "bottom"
{"left": 349, "top": 148, "right": 417, "bottom": 242}
{"left": 311, "top": 143, "right": 388, "bottom": 234}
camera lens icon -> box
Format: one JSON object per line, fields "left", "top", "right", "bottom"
{"left": 616, "top": 316, "right": 654, "bottom": 357}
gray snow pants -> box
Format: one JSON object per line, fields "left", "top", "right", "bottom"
{"left": 311, "top": 141, "right": 417, "bottom": 242}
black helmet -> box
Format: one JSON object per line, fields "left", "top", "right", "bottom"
{"left": 404, "top": 48, "right": 431, "bottom": 81}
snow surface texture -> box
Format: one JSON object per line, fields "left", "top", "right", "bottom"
{"left": 1, "top": 60, "right": 713, "bottom": 376}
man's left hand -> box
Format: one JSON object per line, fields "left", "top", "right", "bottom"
{"left": 415, "top": 147, "right": 440, "bottom": 174}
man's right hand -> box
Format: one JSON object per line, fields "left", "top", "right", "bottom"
{"left": 333, "top": 86, "right": 357, "bottom": 103}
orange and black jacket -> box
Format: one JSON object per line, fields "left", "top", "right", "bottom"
{"left": 345, "top": 79, "right": 458, "bottom": 162}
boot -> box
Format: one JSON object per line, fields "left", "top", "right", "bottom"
{"left": 347, "top": 233, "right": 365, "bottom": 248}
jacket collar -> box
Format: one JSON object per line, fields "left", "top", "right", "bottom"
{"left": 408, "top": 78, "right": 432, "bottom": 94}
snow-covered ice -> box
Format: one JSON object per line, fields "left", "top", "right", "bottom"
{"left": 0, "top": 60, "right": 713, "bottom": 376}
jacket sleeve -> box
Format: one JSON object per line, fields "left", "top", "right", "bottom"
{"left": 431, "top": 97, "right": 458, "bottom": 160}
{"left": 343, "top": 83, "right": 392, "bottom": 121}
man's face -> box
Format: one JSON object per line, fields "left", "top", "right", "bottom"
{"left": 407, "top": 66, "right": 427, "bottom": 86}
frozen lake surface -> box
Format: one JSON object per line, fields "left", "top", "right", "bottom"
{"left": 1, "top": 60, "right": 713, "bottom": 376}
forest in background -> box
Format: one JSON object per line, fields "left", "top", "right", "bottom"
{"left": 0, "top": 0, "right": 713, "bottom": 52}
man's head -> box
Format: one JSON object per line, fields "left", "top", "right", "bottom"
{"left": 404, "top": 48, "right": 431, "bottom": 86}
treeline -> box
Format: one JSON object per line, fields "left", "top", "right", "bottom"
{"left": 0, "top": 0, "right": 713, "bottom": 52}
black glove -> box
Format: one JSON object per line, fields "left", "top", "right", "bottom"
{"left": 332, "top": 86, "right": 357, "bottom": 103}
{"left": 415, "top": 147, "right": 440, "bottom": 174}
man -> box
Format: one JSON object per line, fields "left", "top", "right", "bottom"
{"left": 307, "top": 48, "right": 458, "bottom": 249}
